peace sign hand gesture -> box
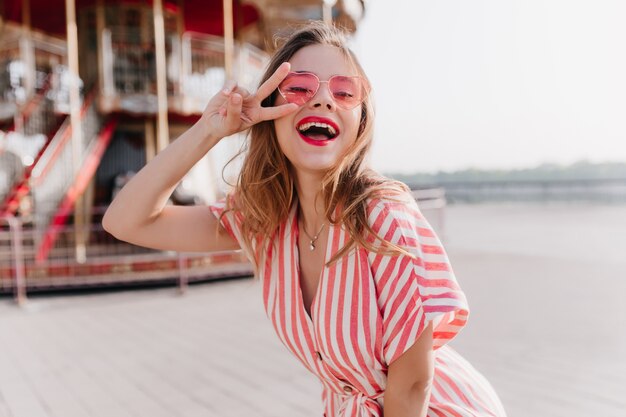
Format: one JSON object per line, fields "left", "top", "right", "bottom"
{"left": 200, "top": 62, "right": 298, "bottom": 140}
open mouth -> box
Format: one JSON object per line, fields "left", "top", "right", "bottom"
{"left": 296, "top": 117, "right": 340, "bottom": 146}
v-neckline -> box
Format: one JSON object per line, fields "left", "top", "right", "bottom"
{"left": 292, "top": 201, "right": 330, "bottom": 325}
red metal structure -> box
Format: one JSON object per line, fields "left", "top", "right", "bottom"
{"left": 0, "top": 0, "right": 365, "bottom": 298}
{"left": 2, "top": 0, "right": 261, "bottom": 37}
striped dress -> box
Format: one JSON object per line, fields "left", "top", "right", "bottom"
{"left": 210, "top": 191, "right": 507, "bottom": 417}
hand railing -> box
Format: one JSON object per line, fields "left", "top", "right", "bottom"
{"left": 29, "top": 90, "right": 101, "bottom": 244}
{"left": 18, "top": 74, "right": 59, "bottom": 136}
{"left": 0, "top": 74, "right": 61, "bottom": 211}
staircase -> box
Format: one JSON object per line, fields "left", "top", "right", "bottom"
{"left": 0, "top": 76, "right": 63, "bottom": 215}
{"left": 4, "top": 89, "right": 118, "bottom": 262}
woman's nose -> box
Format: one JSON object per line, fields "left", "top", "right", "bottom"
{"left": 309, "top": 82, "right": 335, "bottom": 110}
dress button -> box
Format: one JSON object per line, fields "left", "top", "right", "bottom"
{"left": 343, "top": 385, "right": 353, "bottom": 393}
{"left": 316, "top": 351, "right": 323, "bottom": 361}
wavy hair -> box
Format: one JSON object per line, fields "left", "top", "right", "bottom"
{"left": 222, "top": 21, "right": 414, "bottom": 269}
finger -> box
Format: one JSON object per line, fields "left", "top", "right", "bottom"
{"left": 225, "top": 93, "right": 242, "bottom": 127}
{"left": 258, "top": 102, "right": 299, "bottom": 121}
{"left": 232, "top": 86, "right": 251, "bottom": 99}
{"left": 255, "top": 62, "right": 291, "bottom": 101}
{"left": 222, "top": 79, "right": 237, "bottom": 96}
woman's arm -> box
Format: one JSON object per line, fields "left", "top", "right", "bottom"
{"left": 102, "top": 63, "right": 297, "bottom": 252}
{"left": 384, "top": 321, "right": 435, "bottom": 417}
{"left": 102, "top": 120, "right": 236, "bottom": 252}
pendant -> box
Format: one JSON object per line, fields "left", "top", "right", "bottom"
{"left": 309, "top": 242, "right": 315, "bottom": 251}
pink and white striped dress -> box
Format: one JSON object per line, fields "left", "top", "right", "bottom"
{"left": 210, "top": 191, "right": 507, "bottom": 417}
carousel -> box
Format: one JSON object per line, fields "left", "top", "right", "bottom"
{"left": 0, "top": 0, "right": 365, "bottom": 302}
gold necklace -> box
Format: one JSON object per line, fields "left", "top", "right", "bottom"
{"left": 301, "top": 221, "right": 326, "bottom": 251}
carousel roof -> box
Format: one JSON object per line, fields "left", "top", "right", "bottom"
{"left": 2, "top": 0, "right": 261, "bottom": 37}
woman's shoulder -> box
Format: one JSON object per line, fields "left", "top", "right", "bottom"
{"left": 365, "top": 187, "right": 421, "bottom": 230}
{"left": 358, "top": 178, "right": 432, "bottom": 255}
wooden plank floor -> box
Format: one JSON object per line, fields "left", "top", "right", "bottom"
{"left": 1, "top": 202, "right": 624, "bottom": 417}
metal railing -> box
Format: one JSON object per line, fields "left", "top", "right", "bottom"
{"left": 412, "top": 187, "right": 448, "bottom": 242}
{"left": 28, "top": 91, "right": 101, "bottom": 243}
{"left": 0, "top": 188, "right": 447, "bottom": 303}
{"left": 100, "top": 30, "right": 269, "bottom": 114}
{"left": 0, "top": 214, "right": 26, "bottom": 305}
{"left": 0, "top": 145, "right": 25, "bottom": 205}
{"left": 8, "top": 74, "right": 59, "bottom": 136}
{"left": 0, "top": 27, "right": 67, "bottom": 112}
{"left": 101, "top": 28, "right": 180, "bottom": 112}
{"left": 0, "top": 78, "right": 60, "bottom": 208}
{"left": 180, "top": 33, "right": 268, "bottom": 114}
{"left": 0, "top": 207, "right": 252, "bottom": 302}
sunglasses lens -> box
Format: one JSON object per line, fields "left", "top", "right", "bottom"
{"left": 329, "top": 76, "right": 364, "bottom": 109}
{"left": 278, "top": 73, "right": 368, "bottom": 109}
{"left": 278, "top": 73, "right": 318, "bottom": 105}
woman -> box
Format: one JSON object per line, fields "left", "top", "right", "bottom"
{"left": 103, "top": 22, "right": 507, "bottom": 417}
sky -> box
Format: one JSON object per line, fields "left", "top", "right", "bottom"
{"left": 350, "top": 0, "right": 626, "bottom": 174}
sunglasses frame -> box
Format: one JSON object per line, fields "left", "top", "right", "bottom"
{"left": 277, "top": 72, "right": 371, "bottom": 110}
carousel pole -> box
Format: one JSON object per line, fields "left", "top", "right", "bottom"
{"left": 223, "top": 0, "right": 234, "bottom": 80}
{"left": 153, "top": 0, "right": 170, "bottom": 151}
{"left": 96, "top": 0, "right": 105, "bottom": 93}
{"left": 65, "top": 0, "right": 86, "bottom": 263}
{"left": 15, "top": 0, "right": 33, "bottom": 133}
{"left": 322, "top": 0, "right": 336, "bottom": 26}
{"left": 21, "top": 0, "right": 35, "bottom": 99}
{"left": 176, "top": 0, "right": 184, "bottom": 94}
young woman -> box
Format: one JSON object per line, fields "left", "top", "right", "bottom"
{"left": 103, "top": 22, "right": 507, "bottom": 417}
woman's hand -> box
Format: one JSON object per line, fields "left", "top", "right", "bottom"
{"left": 200, "top": 62, "right": 298, "bottom": 140}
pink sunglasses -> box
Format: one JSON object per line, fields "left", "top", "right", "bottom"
{"left": 278, "top": 72, "right": 370, "bottom": 110}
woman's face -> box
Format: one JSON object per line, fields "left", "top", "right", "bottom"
{"left": 273, "top": 44, "right": 363, "bottom": 176}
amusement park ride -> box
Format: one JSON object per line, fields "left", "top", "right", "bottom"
{"left": 0, "top": 0, "right": 366, "bottom": 301}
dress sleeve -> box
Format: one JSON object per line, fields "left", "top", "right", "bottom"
{"left": 208, "top": 193, "right": 257, "bottom": 264}
{"left": 367, "top": 194, "right": 469, "bottom": 366}
{"left": 208, "top": 194, "right": 243, "bottom": 243}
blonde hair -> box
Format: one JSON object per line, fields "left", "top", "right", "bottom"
{"left": 222, "top": 22, "right": 413, "bottom": 269}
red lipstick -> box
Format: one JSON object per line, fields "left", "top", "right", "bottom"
{"left": 295, "top": 116, "right": 340, "bottom": 147}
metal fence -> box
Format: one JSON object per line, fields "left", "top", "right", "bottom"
{"left": 28, "top": 91, "right": 101, "bottom": 248}
{"left": 0, "top": 189, "right": 447, "bottom": 304}
{"left": 412, "top": 187, "right": 447, "bottom": 241}
{"left": 0, "top": 206, "right": 253, "bottom": 303}
{"left": 100, "top": 30, "right": 269, "bottom": 114}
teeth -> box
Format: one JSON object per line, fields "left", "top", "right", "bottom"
{"left": 297, "top": 122, "right": 337, "bottom": 136}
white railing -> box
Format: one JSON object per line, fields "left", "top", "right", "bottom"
{"left": 100, "top": 30, "right": 269, "bottom": 114}
{"left": 180, "top": 32, "right": 268, "bottom": 114}
{"left": 0, "top": 209, "right": 252, "bottom": 301}
{"left": 412, "top": 187, "right": 448, "bottom": 242}
{"left": 29, "top": 92, "right": 101, "bottom": 239}
{"left": 0, "top": 214, "right": 26, "bottom": 305}
{"left": 0, "top": 27, "right": 67, "bottom": 111}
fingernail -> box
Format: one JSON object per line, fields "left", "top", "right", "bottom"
{"left": 231, "top": 94, "right": 241, "bottom": 104}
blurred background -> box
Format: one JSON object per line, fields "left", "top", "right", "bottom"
{"left": 0, "top": 1, "right": 624, "bottom": 417}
